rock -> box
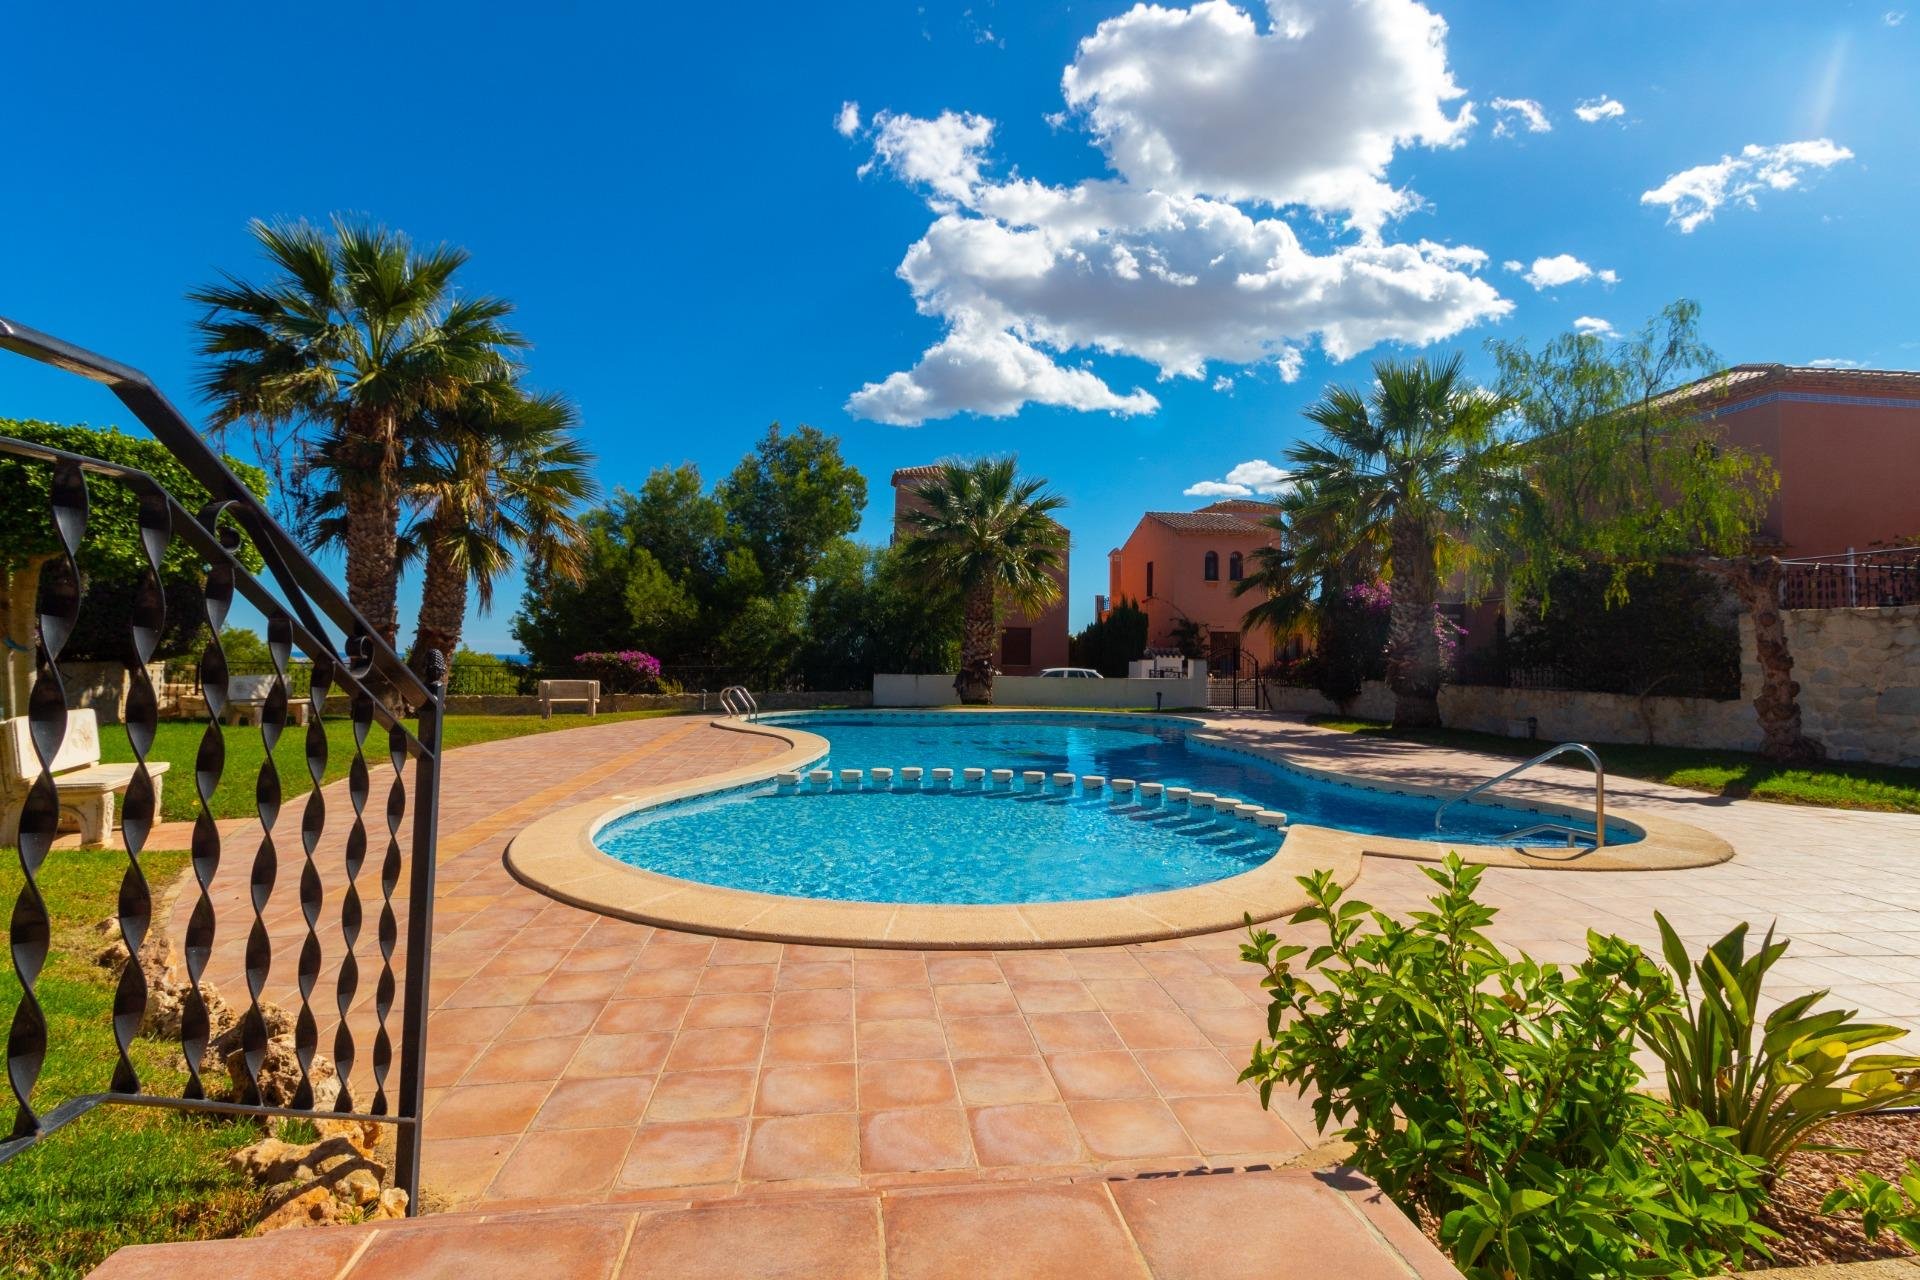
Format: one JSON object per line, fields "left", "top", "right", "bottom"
{"left": 252, "top": 1184, "right": 339, "bottom": 1234}
{"left": 227, "top": 1137, "right": 310, "bottom": 1186}
{"left": 372, "top": 1187, "right": 409, "bottom": 1220}
{"left": 226, "top": 1035, "right": 341, "bottom": 1109}
{"left": 336, "top": 1167, "right": 382, "bottom": 1208}
{"left": 310, "top": 1117, "right": 381, "bottom": 1160}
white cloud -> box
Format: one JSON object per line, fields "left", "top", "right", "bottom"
{"left": 1887, "top": 11, "right": 1907, "bottom": 26}
{"left": 835, "top": 101, "right": 862, "bottom": 138}
{"left": 1490, "top": 97, "right": 1550, "bottom": 137}
{"left": 1572, "top": 316, "right": 1618, "bottom": 338}
{"left": 865, "top": 109, "right": 995, "bottom": 204}
{"left": 846, "top": 319, "right": 1159, "bottom": 426}
{"left": 1184, "top": 458, "right": 1294, "bottom": 498}
{"left": 845, "top": 1, "right": 1515, "bottom": 426}
{"left": 1574, "top": 96, "right": 1626, "bottom": 123}
{"left": 1211, "top": 374, "right": 1236, "bottom": 392}
{"left": 1805, "top": 357, "right": 1866, "bottom": 369}
{"left": 1515, "top": 253, "right": 1617, "bottom": 290}
{"left": 1641, "top": 138, "right": 1855, "bottom": 232}
{"left": 1500, "top": 258, "right": 1524, "bottom": 273}
{"left": 1058, "top": 0, "right": 1476, "bottom": 234}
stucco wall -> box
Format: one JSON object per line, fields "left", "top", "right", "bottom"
{"left": 1266, "top": 604, "right": 1920, "bottom": 766}
{"left": 874, "top": 672, "right": 1210, "bottom": 709}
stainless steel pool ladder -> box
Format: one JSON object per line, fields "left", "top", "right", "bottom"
{"left": 719, "top": 685, "right": 760, "bottom": 721}
{"left": 1434, "top": 742, "right": 1606, "bottom": 848}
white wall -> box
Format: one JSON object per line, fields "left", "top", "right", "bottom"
{"left": 874, "top": 672, "right": 1211, "bottom": 710}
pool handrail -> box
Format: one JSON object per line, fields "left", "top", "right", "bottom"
{"left": 719, "top": 685, "right": 760, "bottom": 721}
{"left": 1434, "top": 741, "right": 1606, "bottom": 848}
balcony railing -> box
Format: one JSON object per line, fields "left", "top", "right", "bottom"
{"left": 0, "top": 317, "right": 442, "bottom": 1211}
{"left": 1779, "top": 547, "right": 1920, "bottom": 610}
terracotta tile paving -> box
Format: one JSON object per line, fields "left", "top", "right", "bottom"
{"left": 92, "top": 709, "right": 1920, "bottom": 1274}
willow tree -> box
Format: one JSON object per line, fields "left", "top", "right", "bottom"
{"left": 1488, "top": 302, "right": 1810, "bottom": 760}
{"left": 895, "top": 457, "right": 1067, "bottom": 705}
{"left": 1281, "top": 357, "right": 1508, "bottom": 729}
{"left": 191, "top": 218, "right": 525, "bottom": 648}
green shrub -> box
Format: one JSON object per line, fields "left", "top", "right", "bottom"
{"left": 1241, "top": 856, "right": 1774, "bottom": 1279}
{"left": 1638, "top": 913, "right": 1920, "bottom": 1168}
{"left": 1822, "top": 1161, "right": 1920, "bottom": 1251}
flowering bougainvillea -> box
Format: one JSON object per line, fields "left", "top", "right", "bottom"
{"left": 1344, "top": 580, "right": 1466, "bottom": 671}
{"left": 573, "top": 650, "right": 663, "bottom": 693}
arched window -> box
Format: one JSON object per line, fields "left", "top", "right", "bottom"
{"left": 1145, "top": 561, "right": 1155, "bottom": 598}
{"left": 1203, "top": 550, "right": 1219, "bottom": 581}
{"left": 1229, "top": 551, "right": 1244, "bottom": 581}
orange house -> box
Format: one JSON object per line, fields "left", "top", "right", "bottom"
{"left": 1662, "top": 365, "right": 1920, "bottom": 556}
{"left": 1104, "top": 500, "right": 1285, "bottom": 671}
{"left": 889, "top": 465, "right": 1070, "bottom": 676}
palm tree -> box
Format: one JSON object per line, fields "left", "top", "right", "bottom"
{"left": 896, "top": 458, "right": 1068, "bottom": 704}
{"left": 190, "top": 217, "right": 525, "bottom": 648}
{"left": 403, "top": 389, "right": 597, "bottom": 668}
{"left": 1283, "top": 356, "right": 1507, "bottom": 729}
{"left": 302, "top": 387, "right": 597, "bottom": 671}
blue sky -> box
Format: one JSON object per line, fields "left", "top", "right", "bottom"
{"left": 3, "top": 0, "right": 1914, "bottom": 651}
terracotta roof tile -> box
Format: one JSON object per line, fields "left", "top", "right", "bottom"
{"left": 1142, "top": 510, "right": 1273, "bottom": 534}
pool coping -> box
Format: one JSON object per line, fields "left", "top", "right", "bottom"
{"left": 503, "top": 710, "right": 1732, "bottom": 949}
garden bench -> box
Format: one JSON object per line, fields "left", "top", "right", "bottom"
{"left": 219, "top": 674, "right": 310, "bottom": 727}
{"left": 538, "top": 678, "right": 599, "bottom": 719}
{"left": 0, "top": 709, "right": 170, "bottom": 848}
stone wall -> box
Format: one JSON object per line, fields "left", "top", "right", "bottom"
{"left": 1265, "top": 604, "right": 1920, "bottom": 766}
{"left": 1768, "top": 604, "right": 1920, "bottom": 765}
{"left": 1267, "top": 680, "right": 1761, "bottom": 750}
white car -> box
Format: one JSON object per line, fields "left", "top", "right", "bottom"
{"left": 1038, "top": 667, "right": 1105, "bottom": 679}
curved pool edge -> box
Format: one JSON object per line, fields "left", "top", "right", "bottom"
{"left": 503, "top": 710, "right": 1734, "bottom": 951}
{"left": 503, "top": 714, "right": 1361, "bottom": 948}
{"left": 1176, "top": 722, "right": 1734, "bottom": 873}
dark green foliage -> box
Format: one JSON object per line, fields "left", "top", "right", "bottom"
{"left": 1507, "top": 565, "right": 1739, "bottom": 699}
{"left": 1310, "top": 581, "right": 1384, "bottom": 708}
{"left": 0, "top": 420, "right": 269, "bottom": 661}
{"left": 718, "top": 425, "right": 867, "bottom": 597}
{"left": 1242, "top": 857, "right": 1776, "bottom": 1278}
{"left": 799, "top": 542, "right": 960, "bottom": 686}
{"left": 1069, "top": 597, "right": 1148, "bottom": 676}
{"left": 512, "top": 428, "right": 868, "bottom": 683}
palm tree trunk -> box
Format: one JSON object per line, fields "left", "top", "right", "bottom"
{"left": 342, "top": 478, "right": 402, "bottom": 648}
{"left": 1385, "top": 517, "right": 1443, "bottom": 730}
{"left": 1706, "top": 556, "right": 1823, "bottom": 762}
{"left": 409, "top": 528, "right": 468, "bottom": 676}
{"left": 955, "top": 581, "right": 997, "bottom": 705}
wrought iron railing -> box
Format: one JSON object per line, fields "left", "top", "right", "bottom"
{"left": 0, "top": 317, "right": 442, "bottom": 1210}
{"left": 1780, "top": 547, "right": 1920, "bottom": 610}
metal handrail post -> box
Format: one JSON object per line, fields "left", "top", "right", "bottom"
{"left": 392, "top": 651, "right": 446, "bottom": 1212}
{"left": 1435, "top": 741, "right": 1606, "bottom": 848}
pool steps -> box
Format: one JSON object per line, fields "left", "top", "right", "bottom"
{"left": 768, "top": 768, "right": 1288, "bottom": 831}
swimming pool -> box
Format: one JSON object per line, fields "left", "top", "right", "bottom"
{"left": 590, "top": 711, "right": 1630, "bottom": 905}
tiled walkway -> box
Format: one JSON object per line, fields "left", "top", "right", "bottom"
{"left": 92, "top": 1167, "right": 1460, "bottom": 1279}
{"left": 103, "top": 708, "right": 1920, "bottom": 1275}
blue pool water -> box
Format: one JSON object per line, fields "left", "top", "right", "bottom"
{"left": 592, "top": 712, "right": 1630, "bottom": 905}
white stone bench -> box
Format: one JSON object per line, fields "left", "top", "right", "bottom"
{"left": 538, "top": 678, "right": 600, "bottom": 719}
{"left": 0, "top": 710, "right": 171, "bottom": 848}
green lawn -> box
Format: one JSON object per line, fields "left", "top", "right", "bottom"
{"left": 101, "top": 709, "right": 684, "bottom": 822}
{"left": 1307, "top": 716, "right": 1920, "bottom": 814}
{"left": 0, "top": 848, "right": 266, "bottom": 1278}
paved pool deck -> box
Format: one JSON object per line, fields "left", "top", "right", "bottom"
{"left": 95, "top": 708, "right": 1920, "bottom": 1275}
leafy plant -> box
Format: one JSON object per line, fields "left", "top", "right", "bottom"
{"left": 1639, "top": 912, "right": 1920, "bottom": 1168}
{"left": 1821, "top": 1161, "right": 1920, "bottom": 1251}
{"left": 1241, "top": 856, "right": 1774, "bottom": 1279}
